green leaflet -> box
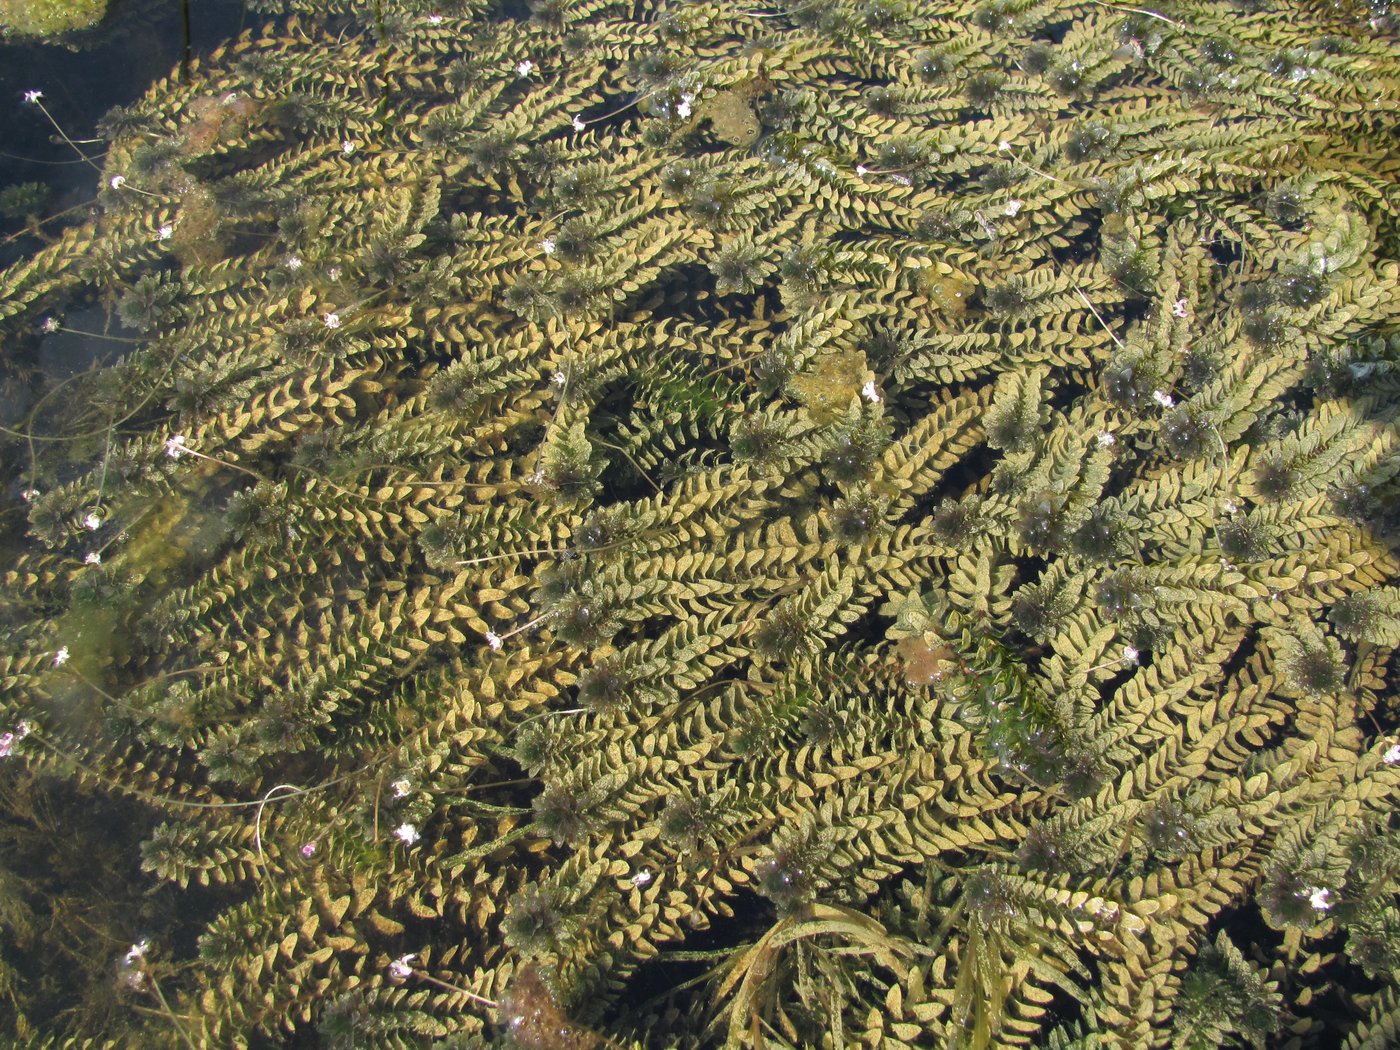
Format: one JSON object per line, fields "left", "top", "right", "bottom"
{"left": 0, "top": 0, "right": 1398, "bottom": 1046}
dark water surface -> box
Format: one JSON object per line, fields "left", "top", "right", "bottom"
{"left": 0, "top": 0, "right": 249, "bottom": 258}
{"left": 0, "top": 1, "right": 249, "bottom": 451}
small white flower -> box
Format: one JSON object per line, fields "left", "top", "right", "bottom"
{"left": 1096, "top": 431, "right": 1116, "bottom": 447}
{"left": 124, "top": 940, "right": 149, "bottom": 965}
{"left": 540, "top": 237, "right": 556, "bottom": 255}
{"left": 394, "top": 822, "right": 420, "bottom": 845}
{"left": 1003, "top": 199, "right": 1023, "bottom": 217}
{"left": 391, "top": 777, "right": 412, "bottom": 798}
{"left": 861, "top": 379, "right": 881, "bottom": 403}
{"left": 327, "top": 266, "right": 342, "bottom": 281}
{"left": 21, "top": 488, "right": 39, "bottom": 502}
{"left": 341, "top": 139, "right": 356, "bottom": 156}
{"left": 389, "top": 953, "right": 416, "bottom": 980}
{"left": 551, "top": 371, "right": 567, "bottom": 386}
{"left": 855, "top": 164, "right": 869, "bottom": 177}
{"left": 1122, "top": 645, "right": 1140, "bottom": 664}
{"left": 222, "top": 92, "right": 239, "bottom": 105}
{"left": 23, "top": 90, "right": 44, "bottom": 104}
{"left": 323, "top": 312, "right": 341, "bottom": 330}
{"left": 158, "top": 224, "right": 174, "bottom": 241}
{"left": 53, "top": 646, "right": 70, "bottom": 668}
{"left": 165, "top": 434, "right": 189, "bottom": 459}
{"left": 85, "top": 552, "right": 102, "bottom": 566}
{"left": 41, "top": 316, "right": 61, "bottom": 333}
{"left": 998, "top": 140, "right": 1012, "bottom": 152}
{"left": 83, "top": 512, "right": 102, "bottom": 531}
{"left": 427, "top": 13, "right": 444, "bottom": 24}
{"left": 1306, "top": 886, "right": 1333, "bottom": 911}
{"left": 516, "top": 59, "right": 535, "bottom": 77}
{"left": 285, "top": 254, "right": 303, "bottom": 271}
{"left": 1221, "top": 498, "right": 1239, "bottom": 515}
{"left": 1383, "top": 743, "right": 1400, "bottom": 765}
{"left": 486, "top": 631, "right": 503, "bottom": 652}
{"left": 630, "top": 868, "right": 653, "bottom": 887}
{"left": 571, "top": 116, "right": 586, "bottom": 132}
{"left": 1152, "top": 390, "right": 1175, "bottom": 409}
{"left": 676, "top": 94, "right": 693, "bottom": 119}
{"left": 109, "top": 175, "right": 127, "bottom": 190}
{"left": 0, "top": 722, "right": 28, "bottom": 758}
{"left": 1172, "top": 297, "right": 1190, "bottom": 318}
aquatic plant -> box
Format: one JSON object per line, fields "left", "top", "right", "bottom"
{"left": 0, "top": 0, "right": 1398, "bottom": 1046}
{"left": 0, "top": 0, "right": 107, "bottom": 38}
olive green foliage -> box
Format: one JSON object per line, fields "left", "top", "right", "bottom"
{"left": 0, "top": 0, "right": 106, "bottom": 37}
{"left": 0, "top": 0, "right": 1399, "bottom": 1046}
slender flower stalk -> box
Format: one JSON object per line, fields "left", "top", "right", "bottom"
{"left": 39, "top": 318, "right": 145, "bottom": 343}
{"left": 388, "top": 954, "right": 498, "bottom": 1010}
{"left": 485, "top": 610, "right": 556, "bottom": 651}
{"left": 23, "top": 90, "right": 103, "bottom": 172}
{"left": 998, "top": 140, "right": 1073, "bottom": 186}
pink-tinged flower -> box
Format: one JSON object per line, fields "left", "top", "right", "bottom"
{"left": 165, "top": 434, "right": 189, "bottom": 459}
{"left": 394, "top": 822, "right": 420, "bottom": 845}
{"left": 0, "top": 722, "right": 32, "bottom": 757}
{"left": 53, "top": 646, "right": 70, "bottom": 667}
{"left": 389, "top": 953, "right": 416, "bottom": 980}
{"left": 300, "top": 842, "right": 317, "bottom": 858}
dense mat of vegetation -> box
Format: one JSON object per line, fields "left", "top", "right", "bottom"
{"left": 1, "top": 0, "right": 1398, "bottom": 1046}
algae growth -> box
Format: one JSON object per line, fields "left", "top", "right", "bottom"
{"left": 0, "top": 0, "right": 1399, "bottom": 1046}
{"left": 0, "top": 0, "right": 107, "bottom": 38}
